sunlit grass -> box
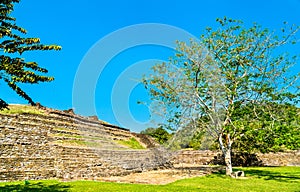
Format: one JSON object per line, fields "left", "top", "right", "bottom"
{"left": 0, "top": 167, "right": 299, "bottom": 191}
{"left": 116, "top": 137, "right": 145, "bottom": 149}
{"left": 53, "top": 139, "right": 102, "bottom": 148}
{"left": 0, "top": 104, "right": 44, "bottom": 115}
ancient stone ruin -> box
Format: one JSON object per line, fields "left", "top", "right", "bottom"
{"left": 0, "top": 105, "right": 170, "bottom": 181}
{"left": 170, "top": 150, "right": 300, "bottom": 167}
{"left": 0, "top": 105, "right": 299, "bottom": 182}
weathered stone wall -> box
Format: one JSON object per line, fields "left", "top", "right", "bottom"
{"left": 171, "top": 150, "right": 300, "bottom": 167}
{"left": 131, "top": 133, "right": 160, "bottom": 148}
{"left": 53, "top": 146, "right": 171, "bottom": 180}
{"left": 256, "top": 151, "right": 300, "bottom": 166}
{"left": 1, "top": 107, "right": 299, "bottom": 182}
{"left": 171, "top": 150, "right": 217, "bottom": 165}
{"left": 0, "top": 110, "right": 170, "bottom": 181}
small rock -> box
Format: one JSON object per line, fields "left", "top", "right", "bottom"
{"left": 232, "top": 171, "right": 244, "bottom": 178}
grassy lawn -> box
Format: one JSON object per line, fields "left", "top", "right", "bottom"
{"left": 0, "top": 166, "right": 299, "bottom": 191}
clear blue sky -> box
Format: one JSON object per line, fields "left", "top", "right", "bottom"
{"left": 3, "top": 0, "right": 300, "bottom": 132}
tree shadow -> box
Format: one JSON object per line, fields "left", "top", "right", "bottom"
{"left": 210, "top": 167, "right": 300, "bottom": 183}
{"left": 244, "top": 168, "right": 300, "bottom": 183}
{"left": 0, "top": 181, "right": 71, "bottom": 192}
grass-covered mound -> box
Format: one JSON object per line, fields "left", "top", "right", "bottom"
{"left": 0, "top": 104, "right": 44, "bottom": 115}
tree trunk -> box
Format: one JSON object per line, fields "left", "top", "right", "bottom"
{"left": 218, "top": 133, "right": 233, "bottom": 176}
{"left": 224, "top": 148, "right": 233, "bottom": 176}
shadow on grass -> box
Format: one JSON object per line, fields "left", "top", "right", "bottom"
{"left": 0, "top": 181, "right": 71, "bottom": 192}
{"left": 244, "top": 168, "right": 300, "bottom": 183}
{"left": 210, "top": 167, "right": 300, "bottom": 183}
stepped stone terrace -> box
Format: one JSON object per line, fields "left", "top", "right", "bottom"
{"left": 0, "top": 105, "right": 169, "bottom": 181}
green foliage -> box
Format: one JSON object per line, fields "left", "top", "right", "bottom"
{"left": 187, "top": 102, "right": 300, "bottom": 152}
{"left": 141, "top": 127, "right": 171, "bottom": 144}
{"left": 232, "top": 103, "right": 300, "bottom": 153}
{"left": 188, "top": 130, "right": 205, "bottom": 150}
{"left": 117, "top": 137, "right": 145, "bottom": 149}
{"left": 0, "top": 167, "right": 299, "bottom": 191}
{"left": 143, "top": 17, "right": 299, "bottom": 174}
{"left": 0, "top": 0, "right": 61, "bottom": 109}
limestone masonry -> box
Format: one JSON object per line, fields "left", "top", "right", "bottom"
{"left": 0, "top": 106, "right": 169, "bottom": 181}
{"left": 0, "top": 105, "right": 299, "bottom": 181}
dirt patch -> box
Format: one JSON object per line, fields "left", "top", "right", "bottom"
{"left": 97, "top": 165, "right": 223, "bottom": 185}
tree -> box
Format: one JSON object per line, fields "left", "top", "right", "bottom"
{"left": 143, "top": 17, "right": 300, "bottom": 176}
{"left": 231, "top": 102, "right": 300, "bottom": 153}
{"left": 0, "top": 0, "right": 61, "bottom": 109}
{"left": 188, "top": 102, "right": 300, "bottom": 152}
{"left": 140, "top": 127, "right": 171, "bottom": 144}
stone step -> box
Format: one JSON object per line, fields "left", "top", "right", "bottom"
{"left": 2, "top": 113, "right": 130, "bottom": 136}
{"left": 59, "top": 155, "right": 100, "bottom": 159}
{"left": 0, "top": 157, "right": 55, "bottom": 166}
{"left": 0, "top": 169, "right": 56, "bottom": 181}
{"left": 2, "top": 120, "right": 97, "bottom": 133}
{"left": 1, "top": 113, "right": 104, "bottom": 128}
{"left": 3, "top": 120, "right": 131, "bottom": 142}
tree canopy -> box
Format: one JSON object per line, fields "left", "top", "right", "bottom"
{"left": 231, "top": 102, "right": 300, "bottom": 153}
{"left": 182, "top": 102, "right": 300, "bottom": 153}
{"left": 0, "top": 0, "right": 61, "bottom": 109}
{"left": 140, "top": 127, "right": 171, "bottom": 144}
{"left": 143, "top": 17, "right": 300, "bottom": 175}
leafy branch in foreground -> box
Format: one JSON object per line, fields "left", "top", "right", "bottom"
{"left": 0, "top": 0, "right": 61, "bottom": 109}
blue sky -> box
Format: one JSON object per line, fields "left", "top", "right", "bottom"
{"left": 3, "top": 0, "right": 300, "bottom": 132}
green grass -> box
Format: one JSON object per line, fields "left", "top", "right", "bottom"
{"left": 116, "top": 137, "right": 145, "bottom": 149}
{"left": 0, "top": 104, "right": 44, "bottom": 115}
{"left": 52, "top": 134, "right": 145, "bottom": 149}
{"left": 0, "top": 167, "right": 299, "bottom": 191}
{"left": 53, "top": 139, "right": 102, "bottom": 148}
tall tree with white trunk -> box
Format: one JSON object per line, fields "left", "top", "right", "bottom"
{"left": 142, "top": 17, "right": 300, "bottom": 176}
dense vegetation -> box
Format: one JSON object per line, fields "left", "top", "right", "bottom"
{"left": 141, "top": 127, "right": 172, "bottom": 144}
{"left": 188, "top": 103, "right": 300, "bottom": 152}
{"left": 231, "top": 102, "right": 300, "bottom": 153}
{"left": 145, "top": 103, "right": 300, "bottom": 153}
